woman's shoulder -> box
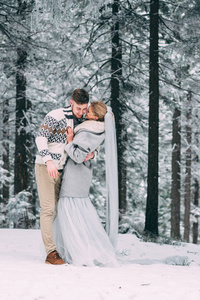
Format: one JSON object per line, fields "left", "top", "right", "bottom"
{"left": 74, "top": 120, "right": 105, "bottom": 134}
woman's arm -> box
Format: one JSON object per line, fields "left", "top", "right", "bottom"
{"left": 65, "top": 127, "right": 90, "bottom": 163}
{"left": 65, "top": 142, "right": 89, "bottom": 164}
{"left": 65, "top": 128, "right": 104, "bottom": 164}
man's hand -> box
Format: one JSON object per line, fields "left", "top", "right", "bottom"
{"left": 46, "top": 160, "right": 59, "bottom": 178}
{"left": 84, "top": 152, "right": 94, "bottom": 162}
{"left": 66, "top": 127, "right": 74, "bottom": 143}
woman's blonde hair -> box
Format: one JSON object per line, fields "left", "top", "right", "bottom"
{"left": 90, "top": 101, "right": 107, "bottom": 122}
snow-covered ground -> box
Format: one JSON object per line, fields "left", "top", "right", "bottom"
{"left": 1, "top": 229, "right": 200, "bottom": 300}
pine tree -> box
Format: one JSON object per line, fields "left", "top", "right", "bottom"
{"left": 184, "top": 91, "right": 192, "bottom": 242}
{"left": 2, "top": 98, "right": 9, "bottom": 205}
{"left": 14, "top": 46, "right": 28, "bottom": 194}
{"left": 171, "top": 106, "right": 181, "bottom": 239}
{"left": 193, "top": 178, "right": 199, "bottom": 244}
{"left": 144, "top": 0, "right": 159, "bottom": 236}
{"left": 0, "top": 0, "right": 37, "bottom": 227}
{"left": 110, "top": 0, "right": 127, "bottom": 214}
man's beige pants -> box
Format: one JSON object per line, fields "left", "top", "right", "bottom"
{"left": 35, "top": 164, "right": 62, "bottom": 254}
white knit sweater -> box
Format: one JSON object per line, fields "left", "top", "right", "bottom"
{"left": 35, "top": 106, "right": 74, "bottom": 170}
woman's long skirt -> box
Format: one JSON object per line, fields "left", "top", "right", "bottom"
{"left": 53, "top": 196, "right": 118, "bottom": 267}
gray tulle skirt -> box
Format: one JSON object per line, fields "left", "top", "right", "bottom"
{"left": 53, "top": 196, "right": 118, "bottom": 267}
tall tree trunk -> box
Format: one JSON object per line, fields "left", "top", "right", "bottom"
{"left": 184, "top": 91, "right": 192, "bottom": 242}
{"left": 13, "top": 1, "right": 35, "bottom": 228}
{"left": 144, "top": 0, "right": 159, "bottom": 236}
{"left": 110, "top": 0, "right": 127, "bottom": 214}
{"left": 26, "top": 99, "right": 36, "bottom": 219}
{"left": 14, "top": 47, "right": 28, "bottom": 194}
{"left": 193, "top": 179, "right": 199, "bottom": 244}
{"left": 2, "top": 99, "right": 10, "bottom": 205}
{"left": 171, "top": 106, "right": 181, "bottom": 239}
{"left": 193, "top": 122, "right": 199, "bottom": 244}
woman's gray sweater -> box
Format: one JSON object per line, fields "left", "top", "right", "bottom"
{"left": 59, "top": 120, "right": 105, "bottom": 198}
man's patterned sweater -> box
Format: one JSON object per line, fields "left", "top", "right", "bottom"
{"left": 35, "top": 106, "right": 74, "bottom": 170}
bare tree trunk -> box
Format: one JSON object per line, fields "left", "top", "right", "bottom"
{"left": 193, "top": 179, "right": 199, "bottom": 244}
{"left": 14, "top": 47, "right": 28, "bottom": 195}
{"left": 2, "top": 99, "right": 10, "bottom": 205}
{"left": 14, "top": 46, "right": 35, "bottom": 228}
{"left": 184, "top": 91, "right": 192, "bottom": 242}
{"left": 111, "top": 0, "right": 127, "bottom": 215}
{"left": 193, "top": 126, "right": 199, "bottom": 244}
{"left": 144, "top": 0, "right": 159, "bottom": 236}
{"left": 26, "top": 99, "right": 36, "bottom": 220}
{"left": 171, "top": 106, "right": 181, "bottom": 239}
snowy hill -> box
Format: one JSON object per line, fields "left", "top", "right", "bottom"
{"left": 1, "top": 229, "right": 200, "bottom": 300}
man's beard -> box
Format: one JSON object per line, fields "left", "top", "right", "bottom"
{"left": 71, "top": 104, "right": 79, "bottom": 119}
{"left": 71, "top": 103, "right": 85, "bottom": 119}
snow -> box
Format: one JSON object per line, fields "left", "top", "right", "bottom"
{"left": 1, "top": 229, "right": 200, "bottom": 300}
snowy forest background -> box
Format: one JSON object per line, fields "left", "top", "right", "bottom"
{"left": 1, "top": 0, "right": 200, "bottom": 244}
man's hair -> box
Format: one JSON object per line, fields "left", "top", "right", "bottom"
{"left": 90, "top": 101, "right": 107, "bottom": 122}
{"left": 72, "top": 89, "right": 89, "bottom": 104}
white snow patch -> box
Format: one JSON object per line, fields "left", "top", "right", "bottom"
{"left": 0, "top": 229, "right": 200, "bottom": 300}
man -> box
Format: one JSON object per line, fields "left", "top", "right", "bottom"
{"left": 35, "top": 89, "right": 93, "bottom": 265}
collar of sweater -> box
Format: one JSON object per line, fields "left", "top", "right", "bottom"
{"left": 74, "top": 120, "right": 105, "bottom": 134}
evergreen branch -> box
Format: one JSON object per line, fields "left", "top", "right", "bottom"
{"left": 159, "top": 77, "right": 200, "bottom": 97}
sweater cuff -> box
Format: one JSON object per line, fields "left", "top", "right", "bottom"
{"left": 43, "top": 155, "right": 52, "bottom": 164}
{"left": 38, "top": 149, "right": 52, "bottom": 164}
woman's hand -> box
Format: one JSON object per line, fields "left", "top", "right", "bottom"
{"left": 66, "top": 126, "right": 74, "bottom": 143}
{"left": 84, "top": 152, "right": 94, "bottom": 161}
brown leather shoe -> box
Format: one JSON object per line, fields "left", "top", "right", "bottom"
{"left": 45, "top": 250, "right": 65, "bottom": 265}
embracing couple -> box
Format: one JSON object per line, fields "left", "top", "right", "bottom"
{"left": 35, "top": 89, "right": 118, "bottom": 267}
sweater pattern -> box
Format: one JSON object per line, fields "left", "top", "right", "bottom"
{"left": 37, "top": 115, "right": 68, "bottom": 144}
{"left": 38, "top": 149, "right": 62, "bottom": 161}
{"left": 35, "top": 106, "right": 74, "bottom": 168}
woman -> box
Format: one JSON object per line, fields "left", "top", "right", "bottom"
{"left": 53, "top": 101, "right": 118, "bottom": 267}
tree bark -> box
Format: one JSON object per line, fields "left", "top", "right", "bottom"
{"left": 171, "top": 107, "right": 181, "bottom": 239}
{"left": 14, "top": 47, "right": 28, "bottom": 195}
{"left": 26, "top": 99, "right": 36, "bottom": 218}
{"left": 193, "top": 179, "right": 199, "bottom": 244}
{"left": 184, "top": 91, "right": 192, "bottom": 242}
{"left": 13, "top": 0, "right": 35, "bottom": 228}
{"left": 2, "top": 99, "right": 10, "bottom": 205}
{"left": 110, "top": 0, "right": 127, "bottom": 214}
{"left": 144, "top": 0, "right": 159, "bottom": 236}
{"left": 193, "top": 124, "right": 199, "bottom": 244}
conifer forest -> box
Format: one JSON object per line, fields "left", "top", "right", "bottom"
{"left": 1, "top": 0, "right": 200, "bottom": 244}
